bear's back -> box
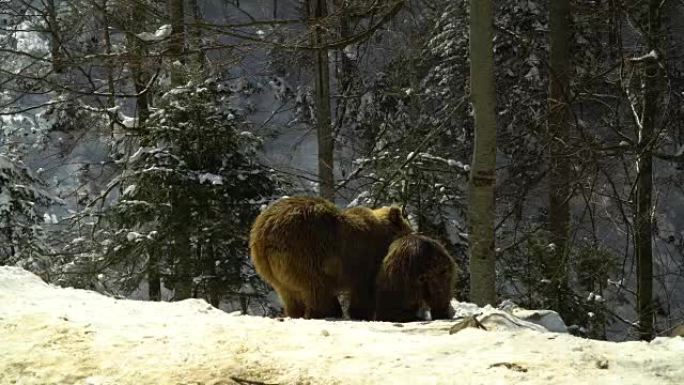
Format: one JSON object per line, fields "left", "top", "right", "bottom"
{"left": 340, "top": 207, "right": 391, "bottom": 258}
{"left": 382, "top": 234, "right": 455, "bottom": 282}
{"left": 250, "top": 196, "right": 342, "bottom": 256}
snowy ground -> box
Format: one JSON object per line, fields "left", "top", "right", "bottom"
{"left": 1, "top": 267, "right": 683, "bottom": 385}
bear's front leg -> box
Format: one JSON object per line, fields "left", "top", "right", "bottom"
{"left": 348, "top": 283, "right": 376, "bottom": 321}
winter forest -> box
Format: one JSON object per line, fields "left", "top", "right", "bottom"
{"left": 2, "top": 0, "right": 684, "bottom": 348}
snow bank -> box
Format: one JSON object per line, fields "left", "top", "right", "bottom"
{"left": 1, "top": 266, "right": 683, "bottom": 385}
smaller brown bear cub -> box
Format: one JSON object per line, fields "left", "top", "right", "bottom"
{"left": 249, "top": 196, "right": 413, "bottom": 320}
{"left": 374, "top": 234, "right": 457, "bottom": 322}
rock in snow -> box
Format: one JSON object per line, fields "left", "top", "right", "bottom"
{"left": 1, "top": 266, "right": 683, "bottom": 385}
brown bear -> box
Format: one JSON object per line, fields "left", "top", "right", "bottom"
{"left": 249, "top": 196, "right": 413, "bottom": 320}
{"left": 374, "top": 234, "right": 457, "bottom": 322}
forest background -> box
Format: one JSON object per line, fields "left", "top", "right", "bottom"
{"left": 1, "top": 0, "right": 683, "bottom": 342}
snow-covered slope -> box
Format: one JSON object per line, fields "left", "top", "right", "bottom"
{"left": 1, "top": 266, "right": 683, "bottom": 385}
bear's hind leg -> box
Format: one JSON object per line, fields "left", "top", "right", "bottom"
{"left": 277, "top": 288, "right": 306, "bottom": 318}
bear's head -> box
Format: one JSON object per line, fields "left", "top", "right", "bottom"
{"left": 372, "top": 206, "right": 413, "bottom": 237}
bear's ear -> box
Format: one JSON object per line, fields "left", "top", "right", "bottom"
{"left": 389, "top": 206, "right": 402, "bottom": 224}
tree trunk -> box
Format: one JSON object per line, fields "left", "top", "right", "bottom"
{"left": 634, "top": 0, "right": 661, "bottom": 341}
{"left": 168, "top": 0, "right": 186, "bottom": 86}
{"left": 607, "top": 0, "right": 620, "bottom": 60}
{"left": 45, "top": 0, "right": 63, "bottom": 73}
{"left": 467, "top": 0, "right": 497, "bottom": 307}
{"left": 310, "top": 0, "right": 335, "bottom": 201}
{"left": 123, "top": 0, "right": 152, "bottom": 124}
{"left": 189, "top": 0, "right": 205, "bottom": 69}
{"left": 118, "top": 1, "right": 159, "bottom": 295}
{"left": 635, "top": 70, "right": 655, "bottom": 341}
{"left": 148, "top": 250, "right": 161, "bottom": 301}
{"left": 132, "top": 70, "right": 152, "bottom": 125}
{"left": 166, "top": 0, "right": 193, "bottom": 301}
{"left": 174, "top": 235, "right": 193, "bottom": 300}
{"left": 332, "top": 0, "right": 360, "bottom": 177}
{"left": 547, "top": 0, "right": 571, "bottom": 312}
{"left": 335, "top": 0, "right": 355, "bottom": 112}
{"left": 206, "top": 243, "right": 221, "bottom": 307}
{"left": 101, "top": 0, "right": 115, "bottom": 108}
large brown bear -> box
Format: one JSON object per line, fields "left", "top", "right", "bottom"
{"left": 374, "top": 234, "right": 457, "bottom": 322}
{"left": 249, "top": 196, "right": 413, "bottom": 320}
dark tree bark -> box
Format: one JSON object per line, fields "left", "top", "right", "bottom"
{"left": 634, "top": 0, "right": 662, "bottom": 341}
{"left": 122, "top": 0, "right": 153, "bottom": 124}
{"left": 166, "top": 0, "right": 193, "bottom": 301}
{"left": 174, "top": 235, "right": 193, "bottom": 300}
{"left": 45, "top": 0, "right": 63, "bottom": 73}
{"left": 168, "top": 0, "right": 186, "bottom": 86}
{"left": 101, "top": 0, "right": 115, "bottom": 107}
{"left": 112, "top": 0, "right": 160, "bottom": 296}
{"left": 189, "top": 0, "right": 205, "bottom": 69}
{"left": 205, "top": 243, "right": 221, "bottom": 307}
{"left": 148, "top": 250, "right": 161, "bottom": 301}
{"left": 547, "top": 0, "right": 572, "bottom": 312}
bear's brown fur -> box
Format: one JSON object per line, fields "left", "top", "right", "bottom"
{"left": 249, "top": 196, "right": 413, "bottom": 320}
{"left": 374, "top": 234, "right": 457, "bottom": 322}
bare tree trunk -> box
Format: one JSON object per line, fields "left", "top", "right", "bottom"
{"left": 117, "top": 0, "right": 158, "bottom": 295}
{"left": 635, "top": 74, "right": 655, "bottom": 341}
{"left": 547, "top": 0, "right": 571, "bottom": 312}
{"left": 101, "top": 0, "right": 115, "bottom": 108}
{"left": 123, "top": 0, "right": 152, "bottom": 124}
{"left": 174, "top": 202, "right": 193, "bottom": 301}
{"left": 240, "top": 295, "right": 248, "bottom": 314}
{"left": 132, "top": 70, "right": 152, "bottom": 124}
{"left": 174, "top": 234, "right": 193, "bottom": 300}
{"left": 310, "top": 0, "right": 335, "bottom": 201}
{"left": 189, "top": 0, "right": 205, "bottom": 70}
{"left": 607, "top": 0, "right": 620, "bottom": 60}
{"left": 467, "top": 0, "right": 497, "bottom": 306}
{"left": 45, "top": 0, "right": 63, "bottom": 73}
{"left": 168, "top": 0, "right": 185, "bottom": 86}
{"left": 148, "top": 250, "right": 161, "bottom": 301}
{"left": 332, "top": 0, "right": 360, "bottom": 179}
{"left": 634, "top": 0, "right": 661, "bottom": 341}
{"left": 335, "top": 0, "right": 354, "bottom": 106}
{"left": 167, "top": 0, "right": 193, "bottom": 300}
{"left": 206, "top": 243, "right": 221, "bottom": 307}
